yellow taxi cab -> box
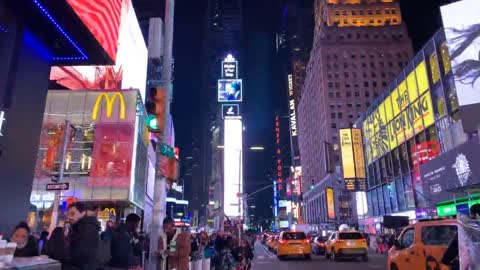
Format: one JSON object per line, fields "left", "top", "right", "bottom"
{"left": 388, "top": 219, "right": 457, "bottom": 270}
{"left": 325, "top": 230, "right": 368, "bottom": 261}
{"left": 267, "top": 235, "right": 279, "bottom": 252}
{"left": 276, "top": 231, "right": 311, "bottom": 260}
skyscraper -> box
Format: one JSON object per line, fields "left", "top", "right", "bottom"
{"left": 198, "top": 0, "right": 243, "bottom": 229}
{"left": 298, "top": 0, "right": 413, "bottom": 225}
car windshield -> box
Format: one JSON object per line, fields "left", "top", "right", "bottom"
{"left": 339, "top": 232, "right": 363, "bottom": 240}
{"left": 283, "top": 232, "right": 307, "bottom": 240}
{"left": 317, "top": 236, "right": 328, "bottom": 242}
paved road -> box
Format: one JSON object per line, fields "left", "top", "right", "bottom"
{"left": 252, "top": 242, "right": 387, "bottom": 270}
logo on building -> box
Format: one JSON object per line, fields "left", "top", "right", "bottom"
{"left": 453, "top": 153, "right": 472, "bottom": 186}
{"left": 92, "top": 93, "right": 126, "bottom": 120}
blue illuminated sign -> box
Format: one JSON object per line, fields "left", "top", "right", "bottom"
{"left": 273, "top": 181, "right": 278, "bottom": 217}
{"left": 33, "top": 0, "right": 88, "bottom": 61}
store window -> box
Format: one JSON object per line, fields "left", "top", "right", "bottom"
{"left": 390, "top": 179, "right": 399, "bottom": 212}
{"left": 404, "top": 175, "right": 415, "bottom": 209}
{"left": 377, "top": 186, "right": 385, "bottom": 216}
{"left": 443, "top": 75, "right": 459, "bottom": 115}
{"left": 399, "top": 144, "right": 410, "bottom": 174}
{"left": 372, "top": 188, "right": 378, "bottom": 216}
{"left": 367, "top": 191, "right": 373, "bottom": 217}
{"left": 383, "top": 184, "right": 392, "bottom": 214}
{"left": 431, "top": 84, "right": 447, "bottom": 119}
{"left": 392, "top": 148, "right": 401, "bottom": 177}
{"left": 396, "top": 177, "right": 406, "bottom": 211}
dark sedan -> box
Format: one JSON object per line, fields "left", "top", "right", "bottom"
{"left": 311, "top": 236, "right": 328, "bottom": 255}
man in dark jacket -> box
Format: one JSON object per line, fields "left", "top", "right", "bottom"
{"left": 66, "top": 202, "right": 100, "bottom": 270}
{"left": 441, "top": 203, "right": 480, "bottom": 270}
{"left": 109, "top": 213, "right": 142, "bottom": 269}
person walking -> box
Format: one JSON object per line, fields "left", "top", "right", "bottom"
{"left": 242, "top": 239, "right": 254, "bottom": 270}
{"left": 65, "top": 202, "right": 100, "bottom": 270}
{"left": 109, "top": 213, "right": 143, "bottom": 269}
{"left": 11, "top": 222, "right": 39, "bottom": 257}
{"left": 44, "top": 227, "right": 68, "bottom": 262}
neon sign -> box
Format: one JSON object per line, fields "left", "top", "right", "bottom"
{"left": 0, "top": 111, "right": 5, "bottom": 136}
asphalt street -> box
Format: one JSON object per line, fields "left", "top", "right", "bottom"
{"left": 252, "top": 242, "right": 387, "bottom": 270}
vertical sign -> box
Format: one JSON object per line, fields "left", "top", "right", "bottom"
{"left": 275, "top": 115, "right": 284, "bottom": 195}
{"left": 326, "top": 187, "right": 335, "bottom": 220}
{"left": 340, "top": 129, "right": 355, "bottom": 179}
{"left": 352, "top": 129, "right": 366, "bottom": 179}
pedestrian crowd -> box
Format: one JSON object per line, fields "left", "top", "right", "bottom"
{"left": 2, "top": 202, "right": 255, "bottom": 270}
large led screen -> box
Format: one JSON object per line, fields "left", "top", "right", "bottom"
{"left": 218, "top": 79, "right": 242, "bottom": 102}
{"left": 224, "top": 119, "right": 243, "bottom": 217}
{"left": 51, "top": 0, "right": 148, "bottom": 101}
{"left": 441, "top": 0, "right": 480, "bottom": 132}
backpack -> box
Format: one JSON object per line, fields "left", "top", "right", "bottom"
{"left": 96, "top": 237, "right": 112, "bottom": 268}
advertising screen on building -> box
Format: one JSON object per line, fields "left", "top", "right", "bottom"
{"left": 340, "top": 129, "right": 366, "bottom": 186}
{"left": 326, "top": 188, "right": 335, "bottom": 220}
{"left": 222, "top": 61, "right": 238, "bottom": 79}
{"left": 51, "top": 0, "right": 148, "bottom": 101}
{"left": 362, "top": 60, "right": 435, "bottom": 165}
{"left": 223, "top": 119, "right": 243, "bottom": 217}
{"left": 420, "top": 139, "right": 480, "bottom": 203}
{"left": 67, "top": 0, "right": 123, "bottom": 62}
{"left": 222, "top": 104, "right": 240, "bottom": 119}
{"left": 218, "top": 79, "right": 242, "bottom": 102}
{"left": 441, "top": 0, "right": 480, "bottom": 132}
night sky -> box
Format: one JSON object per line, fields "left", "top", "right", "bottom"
{"left": 171, "top": 0, "right": 450, "bottom": 221}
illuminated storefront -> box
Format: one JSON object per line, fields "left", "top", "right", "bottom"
{"left": 30, "top": 90, "right": 150, "bottom": 230}
{"left": 358, "top": 29, "right": 467, "bottom": 226}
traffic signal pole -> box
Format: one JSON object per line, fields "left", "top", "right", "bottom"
{"left": 149, "top": 0, "right": 174, "bottom": 265}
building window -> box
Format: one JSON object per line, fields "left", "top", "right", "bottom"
{"left": 365, "top": 91, "right": 370, "bottom": 97}
{"left": 366, "top": 102, "right": 371, "bottom": 107}
{"left": 329, "top": 92, "right": 334, "bottom": 98}
{"left": 355, "top": 91, "right": 360, "bottom": 97}
{"left": 346, "top": 91, "right": 352, "bottom": 97}
{"left": 364, "top": 81, "right": 369, "bottom": 87}
{"left": 331, "top": 123, "right": 337, "bottom": 129}
{"left": 331, "top": 113, "right": 336, "bottom": 119}
{"left": 370, "top": 62, "right": 375, "bottom": 68}
{"left": 335, "top": 82, "right": 340, "bottom": 88}
{"left": 334, "top": 10, "right": 340, "bottom": 15}
{"left": 344, "top": 72, "right": 349, "bottom": 78}
{"left": 338, "top": 112, "right": 343, "bottom": 118}
{"left": 356, "top": 103, "right": 361, "bottom": 108}
{"left": 344, "top": 63, "right": 349, "bottom": 68}
{"left": 330, "top": 103, "right": 335, "bottom": 108}
{"left": 348, "top": 113, "right": 354, "bottom": 119}
{"left": 328, "top": 82, "right": 333, "bottom": 88}
{"left": 373, "top": 81, "right": 378, "bottom": 87}
{"left": 373, "top": 92, "right": 379, "bottom": 98}
{"left": 336, "top": 92, "right": 341, "bottom": 98}
{"left": 371, "top": 72, "right": 377, "bottom": 78}
{"left": 347, "top": 103, "right": 353, "bottom": 108}
{"left": 362, "top": 63, "right": 367, "bottom": 68}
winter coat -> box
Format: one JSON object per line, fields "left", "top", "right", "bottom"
{"left": 158, "top": 231, "right": 191, "bottom": 270}
{"left": 109, "top": 223, "right": 142, "bottom": 268}
{"left": 67, "top": 216, "right": 100, "bottom": 270}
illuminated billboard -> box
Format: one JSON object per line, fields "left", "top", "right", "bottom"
{"left": 441, "top": 0, "right": 480, "bottom": 132}
{"left": 67, "top": 0, "right": 123, "bottom": 62}
{"left": 224, "top": 118, "right": 243, "bottom": 217}
{"left": 222, "top": 104, "right": 240, "bottom": 119}
{"left": 222, "top": 61, "right": 238, "bottom": 79}
{"left": 326, "top": 188, "right": 335, "bottom": 220}
{"left": 51, "top": 0, "right": 148, "bottom": 101}
{"left": 218, "top": 79, "right": 242, "bottom": 102}
{"left": 339, "top": 129, "right": 366, "bottom": 186}
{"left": 362, "top": 60, "right": 435, "bottom": 165}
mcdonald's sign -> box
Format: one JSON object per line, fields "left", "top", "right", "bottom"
{"left": 92, "top": 93, "right": 126, "bottom": 121}
{"left": 103, "top": 208, "right": 117, "bottom": 216}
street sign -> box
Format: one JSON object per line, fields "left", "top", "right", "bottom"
{"left": 160, "top": 143, "right": 175, "bottom": 158}
{"left": 46, "top": 183, "right": 69, "bottom": 191}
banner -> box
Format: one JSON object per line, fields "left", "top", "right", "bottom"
{"left": 326, "top": 188, "right": 335, "bottom": 220}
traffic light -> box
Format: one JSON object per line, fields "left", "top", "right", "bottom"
{"left": 145, "top": 87, "right": 167, "bottom": 133}
{"left": 310, "top": 179, "right": 315, "bottom": 190}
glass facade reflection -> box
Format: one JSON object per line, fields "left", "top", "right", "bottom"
{"left": 358, "top": 29, "right": 468, "bottom": 219}
{"left": 30, "top": 90, "right": 149, "bottom": 228}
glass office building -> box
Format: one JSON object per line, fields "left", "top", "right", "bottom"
{"left": 357, "top": 29, "right": 471, "bottom": 233}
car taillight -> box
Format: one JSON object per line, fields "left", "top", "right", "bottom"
{"left": 279, "top": 240, "right": 287, "bottom": 244}
{"left": 317, "top": 243, "right": 324, "bottom": 246}
{"left": 304, "top": 239, "right": 310, "bottom": 244}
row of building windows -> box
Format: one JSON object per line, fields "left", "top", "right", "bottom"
{"left": 329, "top": 102, "right": 371, "bottom": 108}
{"left": 331, "top": 112, "right": 363, "bottom": 119}
{"left": 326, "top": 51, "right": 408, "bottom": 60}
{"left": 333, "top": 8, "right": 398, "bottom": 16}
{"left": 328, "top": 80, "right": 388, "bottom": 89}
{"left": 326, "top": 61, "right": 408, "bottom": 70}
{"left": 328, "top": 71, "right": 396, "bottom": 80}
{"left": 328, "top": 91, "right": 379, "bottom": 98}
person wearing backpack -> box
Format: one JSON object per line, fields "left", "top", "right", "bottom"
{"left": 108, "top": 213, "right": 142, "bottom": 269}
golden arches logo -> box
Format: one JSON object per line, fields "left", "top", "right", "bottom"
{"left": 92, "top": 93, "right": 126, "bottom": 121}
{"left": 103, "top": 208, "right": 116, "bottom": 216}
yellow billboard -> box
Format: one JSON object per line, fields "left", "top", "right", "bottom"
{"left": 340, "top": 129, "right": 355, "bottom": 179}
{"left": 362, "top": 60, "right": 435, "bottom": 165}
{"left": 352, "top": 129, "right": 366, "bottom": 179}
{"left": 326, "top": 188, "right": 335, "bottom": 220}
